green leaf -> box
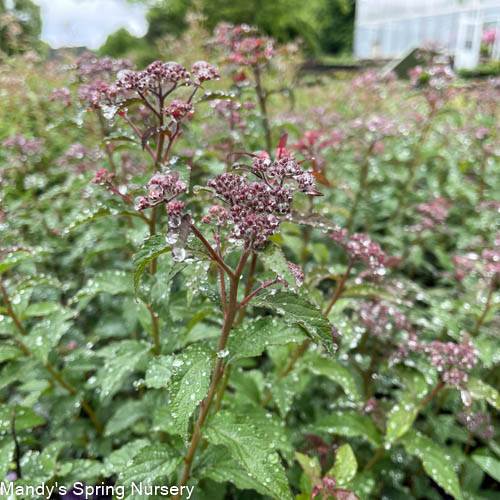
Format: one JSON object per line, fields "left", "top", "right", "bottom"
{"left": 105, "top": 400, "right": 148, "bottom": 436}
{"left": 471, "top": 448, "right": 500, "bottom": 483}
{"left": 385, "top": 400, "right": 418, "bottom": 446}
{"left": 315, "top": 412, "right": 382, "bottom": 448}
{"left": 253, "top": 291, "right": 334, "bottom": 354}
{"left": 0, "top": 345, "right": 23, "bottom": 363}
{"left": 133, "top": 234, "right": 170, "bottom": 296}
{"left": 196, "top": 91, "right": 236, "bottom": 104}
{"left": 145, "top": 355, "right": 174, "bottom": 389}
{"left": 117, "top": 445, "right": 181, "bottom": 487}
{"left": 401, "top": 430, "right": 463, "bottom": 500}
{"left": 259, "top": 243, "right": 302, "bottom": 290}
{"left": 342, "top": 284, "right": 403, "bottom": 304}
{"left": 166, "top": 344, "right": 213, "bottom": 435}
{"left": 70, "top": 270, "right": 132, "bottom": 304}
{"left": 0, "top": 439, "right": 15, "bottom": 478}
{"left": 23, "top": 302, "right": 62, "bottom": 317}
{"left": 96, "top": 340, "right": 151, "bottom": 401}
{"left": 197, "top": 445, "right": 274, "bottom": 498}
{"left": 295, "top": 452, "right": 322, "bottom": 484}
{"left": 105, "top": 439, "right": 150, "bottom": 475}
{"left": 302, "top": 355, "right": 360, "bottom": 401}
{"left": 204, "top": 411, "right": 292, "bottom": 500}
{"left": 24, "top": 310, "right": 74, "bottom": 363}
{"left": 66, "top": 202, "right": 140, "bottom": 231}
{"left": 0, "top": 405, "right": 45, "bottom": 432}
{"left": 464, "top": 377, "right": 500, "bottom": 409}
{"left": 329, "top": 444, "right": 357, "bottom": 486}
{"left": 227, "top": 316, "right": 307, "bottom": 363}
{"left": 0, "top": 249, "right": 42, "bottom": 274}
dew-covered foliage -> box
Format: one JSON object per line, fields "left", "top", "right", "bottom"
{"left": 0, "top": 21, "right": 499, "bottom": 500}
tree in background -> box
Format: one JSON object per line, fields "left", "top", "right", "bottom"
{"left": 101, "top": 0, "right": 355, "bottom": 61}
{"left": 0, "top": 0, "right": 44, "bottom": 57}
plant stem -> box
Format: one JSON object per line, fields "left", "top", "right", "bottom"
{"left": 472, "top": 276, "right": 497, "bottom": 337}
{"left": 97, "top": 111, "right": 117, "bottom": 172}
{"left": 253, "top": 65, "right": 271, "bottom": 151}
{"left": 173, "top": 249, "right": 249, "bottom": 496}
{"left": 324, "top": 261, "right": 353, "bottom": 316}
{"left": 235, "top": 252, "right": 257, "bottom": 325}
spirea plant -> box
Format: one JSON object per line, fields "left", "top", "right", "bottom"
{"left": 0, "top": 22, "right": 499, "bottom": 500}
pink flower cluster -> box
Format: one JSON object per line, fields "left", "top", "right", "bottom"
{"left": 135, "top": 172, "right": 187, "bottom": 211}
{"left": 453, "top": 233, "right": 500, "bottom": 280}
{"left": 359, "top": 300, "right": 411, "bottom": 336}
{"left": 330, "top": 229, "right": 387, "bottom": 272}
{"left": 78, "top": 80, "right": 121, "bottom": 108}
{"left": 458, "top": 411, "right": 494, "bottom": 439}
{"left": 117, "top": 60, "right": 219, "bottom": 95}
{"left": 202, "top": 146, "right": 321, "bottom": 247}
{"left": 75, "top": 52, "right": 131, "bottom": 80}
{"left": 91, "top": 168, "right": 115, "bottom": 185}
{"left": 311, "top": 477, "right": 336, "bottom": 499}
{"left": 422, "top": 335, "right": 478, "bottom": 388}
{"left": 2, "top": 134, "right": 44, "bottom": 158}
{"left": 415, "top": 196, "right": 451, "bottom": 230}
{"left": 50, "top": 87, "right": 72, "bottom": 106}
{"left": 212, "top": 23, "right": 274, "bottom": 67}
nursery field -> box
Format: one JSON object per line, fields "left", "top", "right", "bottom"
{"left": 0, "top": 22, "right": 499, "bottom": 500}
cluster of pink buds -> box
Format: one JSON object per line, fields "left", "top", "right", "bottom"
{"left": 311, "top": 477, "right": 336, "bottom": 500}
{"left": 91, "top": 168, "right": 115, "bottom": 185}
{"left": 457, "top": 411, "right": 494, "bottom": 439}
{"left": 135, "top": 172, "right": 187, "bottom": 212}
{"left": 329, "top": 228, "right": 387, "bottom": 273}
{"left": 452, "top": 233, "right": 500, "bottom": 281}
{"left": 165, "top": 99, "right": 194, "bottom": 119}
{"left": 50, "top": 87, "right": 72, "bottom": 106}
{"left": 75, "top": 52, "right": 131, "bottom": 81}
{"left": 78, "top": 80, "right": 121, "bottom": 109}
{"left": 421, "top": 335, "right": 478, "bottom": 388}
{"left": 2, "top": 134, "right": 44, "bottom": 163}
{"left": 414, "top": 196, "right": 451, "bottom": 230}
{"left": 359, "top": 300, "right": 411, "bottom": 336}
{"left": 211, "top": 23, "right": 274, "bottom": 67}
{"left": 202, "top": 137, "right": 321, "bottom": 248}
{"left": 409, "top": 64, "right": 456, "bottom": 108}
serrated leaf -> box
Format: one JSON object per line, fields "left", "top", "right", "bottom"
{"left": 330, "top": 444, "right": 357, "bottom": 486}
{"left": 295, "top": 452, "right": 321, "bottom": 484}
{"left": 302, "top": 355, "right": 360, "bottom": 401}
{"left": 105, "top": 439, "right": 149, "bottom": 475}
{"left": 342, "top": 284, "right": 403, "bottom": 304}
{"left": 385, "top": 400, "right": 418, "bottom": 446}
{"left": 70, "top": 270, "right": 132, "bottom": 304}
{"left": 196, "top": 91, "right": 236, "bottom": 104}
{"left": 0, "top": 248, "right": 45, "bottom": 274}
{"left": 0, "top": 439, "right": 15, "bottom": 478}
{"left": 23, "top": 302, "right": 62, "bottom": 317}
{"left": 133, "top": 234, "right": 171, "bottom": 295}
{"left": 0, "top": 405, "right": 45, "bottom": 432}
{"left": 471, "top": 448, "right": 500, "bottom": 483}
{"left": 464, "top": 377, "right": 500, "bottom": 409}
{"left": 259, "top": 243, "right": 301, "bottom": 290}
{"left": 167, "top": 344, "right": 213, "bottom": 435}
{"left": 105, "top": 400, "right": 148, "bottom": 436}
{"left": 66, "top": 201, "right": 140, "bottom": 231}
{"left": 0, "top": 345, "right": 23, "bottom": 363}
{"left": 204, "top": 411, "right": 292, "bottom": 500}
{"left": 227, "top": 316, "right": 307, "bottom": 363}
{"left": 95, "top": 340, "right": 151, "bottom": 401}
{"left": 117, "top": 445, "right": 181, "bottom": 488}
{"left": 24, "top": 310, "right": 74, "bottom": 363}
{"left": 253, "top": 291, "right": 335, "bottom": 354}
{"left": 145, "top": 355, "right": 174, "bottom": 389}
{"left": 197, "top": 445, "right": 273, "bottom": 498}
{"left": 315, "top": 412, "right": 382, "bottom": 448}
{"left": 401, "top": 430, "right": 463, "bottom": 500}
